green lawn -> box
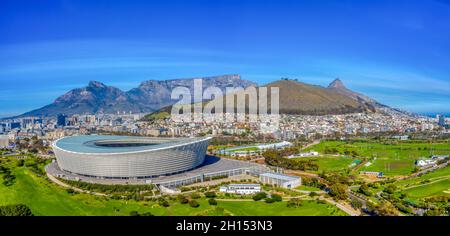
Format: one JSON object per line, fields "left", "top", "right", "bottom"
{"left": 295, "top": 185, "right": 322, "bottom": 191}
{"left": 305, "top": 140, "right": 450, "bottom": 176}
{"left": 215, "top": 200, "right": 347, "bottom": 216}
{"left": 394, "top": 166, "right": 450, "bottom": 199}
{"left": 395, "top": 166, "right": 450, "bottom": 188}
{"left": 403, "top": 179, "right": 450, "bottom": 199}
{"left": 0, "top": 163, "right": 346, "bottom": 216}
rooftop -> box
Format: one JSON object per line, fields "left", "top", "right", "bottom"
{"left": 259, "top": 172, "right": 300, "bottom": 181}
{"left": 53, "top": 135, "right": 211, "bottom": 154}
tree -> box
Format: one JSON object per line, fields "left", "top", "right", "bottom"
{"left": 129, "top": 211, "right": 140, "bottom": 216}
{"left": 0, "top": 204, "right": 34, "bottom": 216}
{"left": 383, "top": 184, "right": 397, "bottom": 194}
{"left": 252, "top": 192, "right": 267, "bottom": 201}
{"left": 329, "top": 183, "right": 347, "bottom": 200}
{"left": 350, "top": 199, "right": 363, "bottom": 209}
{"left": 189, "top": 200, "right": 200, "bottom": 208}
{"left": 208, "top": 198, "right": 217, "bottom": 206}
{"left": 177, "top": 195, "right": 189, "bottom": 204}
{"left": 204, "top": 192, "right": 216, "bottom": 198}
{"left": 265, "top": 198, "right": 275, "bottom": 203}
{"left": 158, "top": 198, "right": 170, "bottom": 207}
{"left": 271, "top": 194, "right": 282, "bottom": 202}
{"left": 358, "top": 183, "right": 372, "bottom": 197}
{"left": 286, "top": 198, "right": 303, "bottom": 208}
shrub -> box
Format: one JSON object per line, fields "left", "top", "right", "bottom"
{"left": 265, "top": 198, "right": 275, "bottom": 203}
{"left": 0, "top": 204, "right": 33, "bottom": 216}
{"left": 252, "top": 192, "right": 267, "bottom": 201}
{"left": 129, "top": 211, "right": 139, "bottom": 216}
{"left": 208, "top": 198, "right": 217, "bottom": 205}
{"left": 190, "top": 193, "right": 201, "bottom": 199}
{"left": 177, "top": 195, "right": 189, "bottom": 204}
{"left": 286, "top": 198, "right": 303, "bottom": 208}
{"left": 271, "top": 194, "right": 282, "bottom": 202}
{"left": 204, "top": 191, "right": 216, "bottom": 198}
{"left": 189, "top": 200, "right": 200, "bottom": 208}
{"left": 158, "top": 198, "right": 170, "bottom": 207}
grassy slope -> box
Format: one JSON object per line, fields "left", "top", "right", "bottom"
{"left": 395, "top": 166, "right": 450, "bottom": 199}
{"left": 0, "top": 165, "right": 346, "bottom": 216}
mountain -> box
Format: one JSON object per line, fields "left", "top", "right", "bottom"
{"left": 126, "top": 74, "right": 256, "bottom": 112}
{"left": 154, "top": 79, "right": 378, "bottom": 116}
{"left": 19, "top": 81, "right": 142, "bottom": 117}
{"left": 328, "top": 78, "right": 382, "bottom": 111}
{"left": 16, "top": 74, "right": 256, "bottom": 117}
{"left": 266, "top": 79, "right": 369, "bottom": 115}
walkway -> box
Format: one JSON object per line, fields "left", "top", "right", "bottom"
{"left": 46, "top": 172, "right": 107, "bottom": 196}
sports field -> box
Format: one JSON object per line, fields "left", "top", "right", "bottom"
{"left": 305, "top": 140, "right": 450, "bottom": 176}
{"left": 0, "top": 158, "right": 346, "bottom": 216}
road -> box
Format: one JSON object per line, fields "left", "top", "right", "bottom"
{"left": 322, "top": 197, "right": 361, "bottom": 216}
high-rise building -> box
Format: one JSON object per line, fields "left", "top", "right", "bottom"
{"left": 437, "top": 114, "right": 446, "bottom": 127}
{"left": 57, "top": 114, "right": 68, "bottom": 127}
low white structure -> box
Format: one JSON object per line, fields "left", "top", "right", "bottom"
{"left": 257, "top": 141, "right": 292, "bottom": 151}
{"left": 431, "top": 155, "right": 449, "bottom": 160}
{"left": 359, "top": 171, "right": 384, "bottom": 178}
{"left": 287, "top": 151, "right": 319, "bottom": 159}
{"left": 259, "top": 173, "right": 301, "bottom": 189}
{"left": 219, "top": 184, "right": 261, "bottom": 195}
{"left": 0, "top": 135, "right": 9, "bottom": 149}
{"left": 160, "top": 185, "right": 181, "bottom": 195}
{"left": 416, "top": 159, "right": 437, "bottom": 168}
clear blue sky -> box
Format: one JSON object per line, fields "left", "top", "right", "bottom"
{"left": 1, "top": 0, "right": 450, "bottom": 117}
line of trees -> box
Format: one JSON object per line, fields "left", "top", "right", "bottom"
{"left": 61, "top": 179, "right": 154, "bottom": 194}
{"left": 0, "top": 204, "right": 33, "bottom": 216}
{"left": 263, "top": 149, "right": 319, "bottom": 171}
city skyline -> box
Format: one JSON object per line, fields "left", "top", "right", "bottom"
{"left": 1, "top": 0, "right": 450, "bottom": 117}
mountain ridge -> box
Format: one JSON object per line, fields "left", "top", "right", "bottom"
{"left": 15, "top": 74, "right": 257, "bottom": 118}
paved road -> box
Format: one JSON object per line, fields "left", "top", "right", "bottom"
{"left": 322, "top": 197, "right": 361, "bottom": 216}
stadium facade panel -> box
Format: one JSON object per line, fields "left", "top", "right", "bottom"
{"left": 52, "top": 135, "right": 211, "bottom": 179}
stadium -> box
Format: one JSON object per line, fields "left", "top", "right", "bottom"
{"left": 51, "top": 135, "right": 211, "bottom": 179}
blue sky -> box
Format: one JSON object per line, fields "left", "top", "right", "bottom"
{"left": 1, "top": 0, "right": 450, "bottom": 117}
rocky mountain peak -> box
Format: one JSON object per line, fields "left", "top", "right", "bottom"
{"left": 328, "top": 78, "right": 345, "bottom": 89}
{"left": 88, "top": 81, "right": 108, "bottom": 89}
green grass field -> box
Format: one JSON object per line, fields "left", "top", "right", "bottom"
{"left": 394, "top": 166, "right": 450, "bottom": 199}
{"left": 402, "top": 179, "right": 450, "bottom": 199}
{"left": 0, "top": 162, "right": 346, "bottom": 216}
{"left": 305, "top": 140, "right": 450, "bottom": 176}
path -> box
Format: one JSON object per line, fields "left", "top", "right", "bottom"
{"left": 46, "top": 172, "right": 107, "bottom": 196}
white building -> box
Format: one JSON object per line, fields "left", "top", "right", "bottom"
{"left": 219, "top": 184, "right": 261, "bottom": 195}
{"left": 0, "top": 135, "right": 9, "bottom": 148}
{"left": 259, "top": 173, "right": 301, "bottom": 189}
{"left": 416, "top": 159, "right": 437, "bottom": 168}
{"left": 287, "top": 151, "right": 319, "bottom": 159}
{"left": 257, "top": 141, "right": 292, "bottom": 151}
